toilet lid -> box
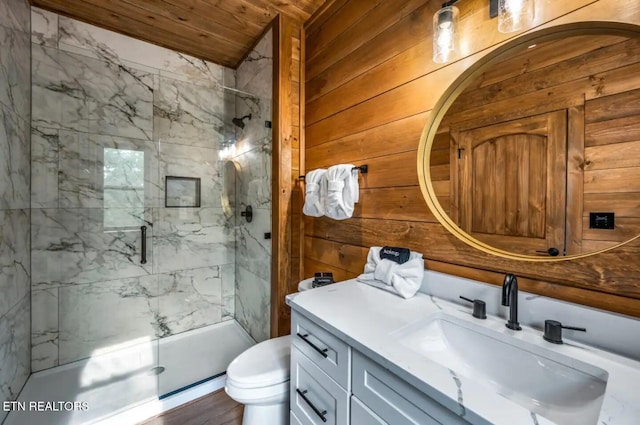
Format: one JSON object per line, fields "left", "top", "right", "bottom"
{"left": 227, "top": 335, "right": 291, "bottom": 389}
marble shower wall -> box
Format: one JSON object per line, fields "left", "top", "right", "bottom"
{"left": 233, "top": 29, "right": 273, "bottom": 343}
{"left": 30, "top": 8, "right": 239, "bottom": 372}
{"left": 0, "top": 0, "right": 31, "bottom": 420}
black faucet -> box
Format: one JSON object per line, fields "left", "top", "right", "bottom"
{"left": 502, "top": 274, "right": 521, "bottom": 330}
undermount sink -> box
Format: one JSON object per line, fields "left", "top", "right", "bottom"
{"left": 393, "top": 313, "right": 609, "bottom": 425}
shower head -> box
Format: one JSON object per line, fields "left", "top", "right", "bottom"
{"left": 232, "top": 114, "right": 252, "bottom": 129}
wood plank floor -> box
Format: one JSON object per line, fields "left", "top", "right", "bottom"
{"left": 139, "top": 389, "right": 243, "bottom": 425}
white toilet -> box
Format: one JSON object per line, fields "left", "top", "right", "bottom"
{"left": 225, "top": 278, "right": 314, "bottom": 425}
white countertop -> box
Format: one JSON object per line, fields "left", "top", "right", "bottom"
{"left": 287, "top": 279, "right": 640, "bottom": 425}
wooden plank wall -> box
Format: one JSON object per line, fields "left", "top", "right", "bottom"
{"left": 272, "top": 15, "right": 305, "bottom": 337}
{"left": 302, "top": 0, "right": 640, "bottom": 317}
{"left": 584, "top": 89, "right": 640, "bottom": 249}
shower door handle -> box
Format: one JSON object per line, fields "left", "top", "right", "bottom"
{"left": 140, "top": 226, "right": 147, "bottom": 264}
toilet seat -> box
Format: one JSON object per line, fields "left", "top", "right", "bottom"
{"left": 226, "top": 335, "right": 291, "bottom": 389}
{"left": 225, "top": 380, "right": 289, "bottom": 405}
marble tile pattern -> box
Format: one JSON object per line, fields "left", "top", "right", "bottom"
{"left": 221, "top": 263, "right": 235, "bottom": 321}
{"left": 0, "top": 296, "right": 30, "bottom": 423}
{"left": 30, "top": 288, "right": 58, "bottom": 371}
{"left": 56, "top": 14, "right": 224, "bottom": 86}
{"left": 32, "top": 44, "right": 154, "bottom": 140}
{"left": 30, "top": 6, "right": 57, "bottom": 47}
{"left": 152, "top": 207, "right": 234, "bottom": 275}
{"left": 31, "top": 126, "right": 59, "bottom": 208}
{"left": 29, "top": 9, "right": 245, "bottom": 371}
{"left": 0, "top": 24, "right": 30, "bottom": 120}
{"left": 236, "top": 28, "right": 273, "bottom": 103}
{"left": 235, "top": 266, "right": 271, "bottom": 343}
{"left": 31, "top": 208, "right": 154, "bottom": 289}
{"left": 232, "top": 29, "right": 273, "bottom": 342}
{"left": 235, "top": 206, "right": 271, "bottom": 283}
{"left": 0, "top": 0, "right": 29, "bottom": 31}
{"left": 0, "top": 105, "right": 30, "bottom": 210}
{"left": 154, "top": 267, "right": 225, "bottom": 337}
{"left": 154, "top": 76, "right": 226, "bottom": 149}
{"left": 1, "top": 0, "right": 31, "bottom": 415}
{"left": 58, "top": 275, "right": 159, "bottom": 364}
{"left": 0, "top": 210, "right": 30, "bottom": 319}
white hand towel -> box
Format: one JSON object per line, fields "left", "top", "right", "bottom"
{"left": 325, "top": 164, "right": 359, "bottom": 220}
{"left": 302, "top": 169, "right": 328, "bottom": 217}
{"left": 357, "top": 247, "right": 424, "bottom": 299}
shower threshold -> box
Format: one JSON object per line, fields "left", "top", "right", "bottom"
{"left": 5, "top": 320, "right": 254, "bottom": 425}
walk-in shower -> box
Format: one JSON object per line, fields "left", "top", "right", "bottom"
{"left": 2, "top": 8, "right": 273, "bottom": 425}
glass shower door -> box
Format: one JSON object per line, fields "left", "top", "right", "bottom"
{"left": 31, "top": 135, "right": 162, "bottom": 421}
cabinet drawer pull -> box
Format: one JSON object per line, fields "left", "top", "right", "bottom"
{"left": 296, "top": 389, "right": 327, "bottom": 423}
{"left": 296, "top": 333, "right": 328, "bottom": 358}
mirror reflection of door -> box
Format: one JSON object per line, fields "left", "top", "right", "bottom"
{"left": 452, "top": 111, "right": 566, "bottom": 255}
{"left": 428, "top": 32, "right": 640, "bottom": 258}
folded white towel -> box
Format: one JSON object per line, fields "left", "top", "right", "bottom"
{"left": 302, "top": 169, "right": 328, "bottom": 217}
{"left": 357, "top": 247, "right": 424, "bottom": 299}
{"left": 325, "top": 164, "right": 359, "bottom": 220}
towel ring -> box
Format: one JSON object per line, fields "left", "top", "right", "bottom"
{"left": 299, "top": 164, "right": 368, "bottom": 180}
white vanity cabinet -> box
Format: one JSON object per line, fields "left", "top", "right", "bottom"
{"left": 290, "top": 310, "right": 469, "bottom": 425}
{"left": 290, "top": 311, "right": 351, "bottom": 424}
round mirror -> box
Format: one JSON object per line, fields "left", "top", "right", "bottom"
{"left": 419, "top": 23, "right": 640, "bottom": 261}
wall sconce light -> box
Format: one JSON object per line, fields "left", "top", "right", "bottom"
{"left": 492, "top": 0, "right": 535, "bottom": 33}
{"left": 433, "top": 1, "right": 460, "bottom": 64}
{"left": 219, "top": 139, "right": 236, "bottom": 160}
{"left": 433, "top": 0, "right": 535, "bottom": 63}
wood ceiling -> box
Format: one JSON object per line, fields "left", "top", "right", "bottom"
{"left": 30, "top": 0, "right": 328, "bottom": 68}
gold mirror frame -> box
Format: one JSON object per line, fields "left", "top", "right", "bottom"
{"left": 418, "top": 22, "right": 640, "bottom": 262}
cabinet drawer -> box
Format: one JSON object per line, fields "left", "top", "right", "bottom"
{"left": 291, "top": 346, "right": 349, "bottom": 425}
{"left": 351, "top": 396, "right": 387, "bottom": 425}
{"left": 352, "top": 351, "right": 468, "bottom": 425}
{"left": 292, "top": 311, "right": 351, "bottom": 389}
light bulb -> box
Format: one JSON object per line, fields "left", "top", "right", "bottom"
{"left": 433, "top": 5, "right": 459, "bottom": 64}
{"left": 498, "top": 0, "right": 534, "bottom": 33}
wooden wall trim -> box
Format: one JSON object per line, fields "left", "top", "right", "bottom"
{"left": 272, "top": 15, "right": 305, "bottom": 337}
{"left": 299, "top": 26, "right": 307, "bottom": 280}
{"left": 271, "top": 15, "right": 292, "bottom": 338}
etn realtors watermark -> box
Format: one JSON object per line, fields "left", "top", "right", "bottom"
{"left": 2, "top": 401, "right": 88, "bottom": 412}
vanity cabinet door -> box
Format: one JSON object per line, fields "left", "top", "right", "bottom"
{"left": 352, "top": 351, "right": 468, "bottom": 425}
{"left": 291, "top": 346, "right": 349, "bottom": 425}
{"left": 292, "top": 311, "right": 351, "bottom": 389}
{"left": 351, "top": 396, "right": 387, "bottom": 425}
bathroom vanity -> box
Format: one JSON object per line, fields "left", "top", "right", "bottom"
{"left": 286, "top": 274, "right": 640, "bottom": 425}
